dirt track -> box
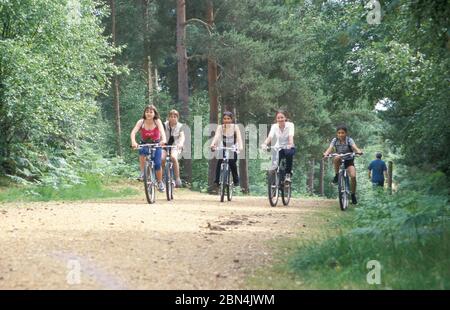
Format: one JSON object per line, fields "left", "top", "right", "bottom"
{"left": 0, "top": 189, "right": 336, "bottom": 289}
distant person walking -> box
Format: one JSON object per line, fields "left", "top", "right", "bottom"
{"left": 368, "top": 152, "right": 388, "bottom": 187}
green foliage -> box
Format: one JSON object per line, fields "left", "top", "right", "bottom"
{"left": 287, "top": 173, "right": 450, "bottom": 289}
{"left": 0, "top": 0, "right": 118, "bottom": 177}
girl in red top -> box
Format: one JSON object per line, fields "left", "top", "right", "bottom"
{"left": 131, "top": 105, "right": 167, "bottom": 192}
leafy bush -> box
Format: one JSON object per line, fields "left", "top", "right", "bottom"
{"left": 287, "top": 171, "right": 450, "bottom": 289}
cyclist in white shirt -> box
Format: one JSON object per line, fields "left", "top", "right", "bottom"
{"left": 162, "top": 109, "right": 185, "bottom": 188}
{"left": 261, "top": 110, "right": 296, "bottom": 183}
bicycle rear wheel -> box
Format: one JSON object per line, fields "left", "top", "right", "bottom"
{"left": 165, "top": 164, "right": 173, "bottom": 201}
{"left": 338, "top": 171, "right": 349, "bottom": 211}
{"left": 144, "top": 161, "right": 156, "bottom": 204}
{"left": 268, "top": 170, "right": 279, "bottom": 207}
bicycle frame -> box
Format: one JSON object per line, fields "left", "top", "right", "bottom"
{"left": 163, "top": 145, "right": 178, "bottom": 201}
{"left": 265, "top": 145, "right": 292, "bottom": 207}
{"left": 138, "top": 143, "right": 163, "bottom": 204}
{"left": 215, "top": 145, "right": 238, "bottom": 202}
{"left": 326, "top": 152, "right": 357, "bottom": 211}
{"left": 163, "top": 146, "right": 177, "bottom": 180}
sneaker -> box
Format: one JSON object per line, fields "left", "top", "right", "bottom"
{"left": 137, "top": 172, "right": 144, "bottom": 181}
{"left": 285, "top": 173, "right": 292, "bottom": 183}
{"left": 158, "top": 181, "right": 165, "bottom": 192}
{"left": 351, "top": 193, "right": 357, "bottom": 204}
{"left": 175, "top": 178, "right": 182, "bottom": 188}
{"left": 332, "top": 174, "right": 338, "bottom": 184}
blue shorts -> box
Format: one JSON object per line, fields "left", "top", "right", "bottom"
{"left": 139, "top": 145, "right": 162, "bottom": 171}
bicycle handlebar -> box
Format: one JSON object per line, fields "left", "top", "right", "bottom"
{"left": 324, "top": 152, "right": 363, "bottom": 158}
{"left": 136, "top": 143, "right": 163, "bottom": 149}
{"left": 212, "top": 145, "right": 239, "bottom": 151}
{"left": 262, "top": 145, "right": 291, "bottom": 151}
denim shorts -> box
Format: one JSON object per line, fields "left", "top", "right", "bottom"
{"left": 139, "top": 143, "right": 162, "bottom": 170}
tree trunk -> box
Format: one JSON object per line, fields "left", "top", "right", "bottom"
{"left": 388, "top": 161, "right": 393, "bottom": 194}
{"left": 235, "top": 112, "right": 249, "bottom": 194}
{"left": 307, "top": 159, "right": 315, "bottom": 194}
{"left": 154, "top": 67, "right": 159, "bottom": 91}
{"left": 177, "top": 0, "right": 191, "bottom": 183}
{"left": 207, "top": 0, "right": 218, "bottom": 192}
{"left": 319, "top": 159, "right": 325, "bottom": 196}
{"left": 239, "top": 157, "right": 249, "bottom": 194}
{"left": 111, "top": 0, "right": 122, "bottom": 157}
{"left": 142, "top": 0, "right": 153, "bottom": 103}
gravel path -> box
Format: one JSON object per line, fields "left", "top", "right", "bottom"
{"left": 0, "top": 189, "right": 336, "bottom": 289}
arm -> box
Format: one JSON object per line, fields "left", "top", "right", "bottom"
{"left": 130, "top": 119, "right": 143, "bottom": 149}
{"left": 383, "top": 163, "right": 389, "bottom": 180}
{"left": 262, "top": 125, "right": 274, "bottom": 147}
{"left": 351, "top": 142, "right": 363, "bottom": 154}
{"left": 156, "top": 119, "right": 167, "bottom": 144}
{"left": 323, "top": 146, "right": 333, "bottom": 156}
{"left": 177, "top": 130, "right": 185, "bottom": 149}
{"left": 287, "top": 123, "right": 294, "bottom": 149}
{"left": 210, "top": 125, "right": 222, "bottom": 149}
{"left": 262, "top": 136, "right": 271, "bottom": 146}
{"left": 323, "top": 141, "right": 334, "bottom": 157}
{"left": 235, "top": 126, "right": 244, "bottom": 152}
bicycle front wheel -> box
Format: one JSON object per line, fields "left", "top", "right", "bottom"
{"left": 165, "top": 164, "right": 173, "bottom": 201}
{"left": 227, "top": 170, "right": 233, "bottom": 202}
{"left": 144, "top": 161, "right": 156, "bottom": 204}
{"left": 281, "top": 180, "right": 291, "bottom": 206}
{"left": 268, "top": 170, "right": 279, "bottom": 207}
{"left": 219, "top": 165, "right": 227, "bottom": 202}
{"left": 338, "top": 171, "right": 349, "bottom": 211}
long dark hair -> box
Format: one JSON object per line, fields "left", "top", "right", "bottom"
{"left": 142, "top": 105, "right": 160, "bottom": 120}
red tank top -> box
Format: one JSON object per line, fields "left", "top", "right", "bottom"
{"left": 140, "top": 120, "right": 160, "bottom": 142}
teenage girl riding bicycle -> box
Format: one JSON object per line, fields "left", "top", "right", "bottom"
{"left": 130, "top": 105, "right": 167, "bottom": 192}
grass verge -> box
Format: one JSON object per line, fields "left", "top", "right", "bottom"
{"left": 0, "top": 174, "right": 139, "bottom": 202}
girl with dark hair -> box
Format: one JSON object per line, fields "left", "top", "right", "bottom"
{"left": 131, "top": 105, "right": 167, "bottom": 192}
{"left": 323, "top": 124, "right": 363, "bottom": 204}
{"left": 210, "top": 111, "right": 243, "bottom": 187}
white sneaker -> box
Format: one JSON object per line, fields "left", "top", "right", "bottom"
{"left": 285, "top": 173, "right": 292, "bottom": 183}
{"left": 158, "top": 181, "right": 165, "bottom": 192}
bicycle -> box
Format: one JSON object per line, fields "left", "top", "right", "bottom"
{"left": 137, "top": 143, "right": 163, "bottom": 204}
{"left": 324, "top": 152, "right": 362, "bottom": 211}
{"left": 264, "top": 145, "right": 292, "bottom": 207}
{"left": 163, "top": 145, "right": 178, "bottom": 201}
{"left": 213, "top": 145, "right": 239, "bottom": 203}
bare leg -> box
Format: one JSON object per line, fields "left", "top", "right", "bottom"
{"left": 333, "top": 157, "right": 340, "bottom": 174}
{"left": 347, "top": 165, "right": 357, "bottom": 193}
{"left": 139, "top": 156, "right": 145, "bottom": 172}
{"left": 156, "top": 169, "right": 163, "bottom": 182}
{"left": 161, "top": 150, "right": 167, "bottom": 171}
{"left": 171, "top": 154, "right": 180, "bottom": 179}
